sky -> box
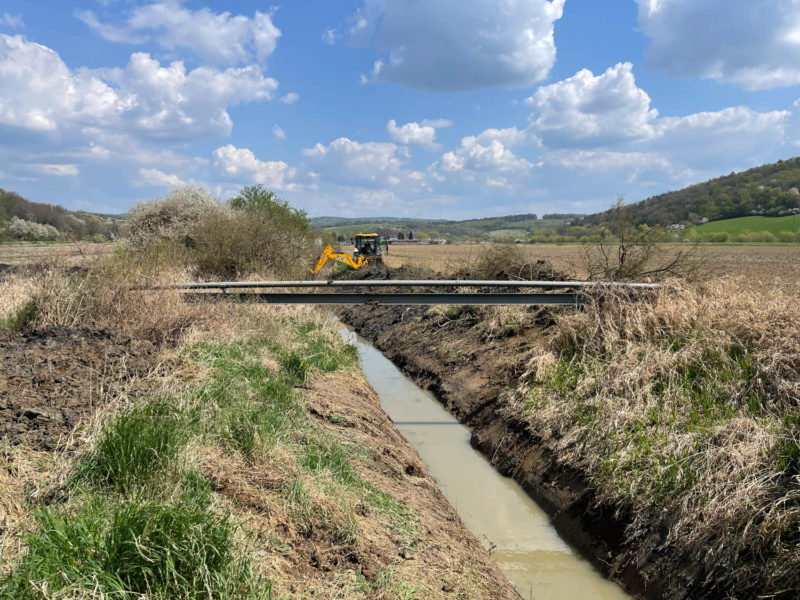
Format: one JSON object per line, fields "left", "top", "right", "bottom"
{"left": 1, "top": 0, "right": 799, "bottom": 219}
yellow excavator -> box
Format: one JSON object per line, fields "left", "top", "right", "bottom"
{"left": 311, "top": 233, "right": 389, "bottom": 274}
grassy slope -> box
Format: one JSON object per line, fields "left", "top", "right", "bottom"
{"left": 0, "top": 253, "right": 512, "bottom": 599}
{"left": 692, "top": 214, "right": 800, "bottom": 236}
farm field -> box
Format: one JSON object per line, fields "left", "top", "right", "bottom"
{"left": 385, "top": 242, "right": 800, "bottom": 289}
{"left": 0, "top": 242, "right": 112, "bottom": 266}
{"left": 692, "top": 214, "right": 800, "bottom": 237}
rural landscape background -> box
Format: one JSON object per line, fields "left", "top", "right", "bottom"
{"left": 3, "top": 1, "right": 800, "bottom": 599}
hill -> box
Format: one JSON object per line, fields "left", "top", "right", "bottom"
{"left": 581, "top": 157, "right": 800, "bottom": 230}
{"left": 0, "top": 189, "right": 124, "bottom": 242}
{"left": 309, "top": 213, "right": 581, "bottom": 242}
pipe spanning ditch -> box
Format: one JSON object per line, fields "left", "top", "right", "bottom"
{"left": 167, "top": 279, "right": 659, "bottom": 306}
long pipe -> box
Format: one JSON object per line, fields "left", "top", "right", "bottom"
{"left": 161, "top": 279, "right": 660, "bottom": 290}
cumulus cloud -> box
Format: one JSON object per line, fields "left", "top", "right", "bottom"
{"left": 0, "top": 35, "right": 277, "bottom": 142}
{"left": 272, "top": 125, "right": 286, "bottom": 140}
{"left": 0, "top": 35, "right": 122, "bottom": 132}
{"left": 213, "top": 144, "right": 297, "bottom": 190}
{"left": 279, "top": 92, "right": 299, "bottom": 104}
{"left": 386, "top": 118, "right": 451, "bottom": 150}
{"left": 526, "top": 63, "right": 659, "bottom": 148}
{"left": 137, "top": 167, "right": 186, "bottom": 187}
{"left": 302, "top": 137, "right": 409, "bottom": 186}
{"left": 635, "top": 0, "right": 800, "bottom": 90}
{"left": 350, "top": 0, "right": 565, "bottom": 91}
{"left": 76, "top": 2, "right": 281, "bottom": 66}
{"left": 435, "top": 130, "right": 534, "bottom": 174}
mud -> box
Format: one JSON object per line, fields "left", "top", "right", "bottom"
{"left": 0, "top": 327, "right": 159, "bottom": 449}
{"left": 337, "top": 302, "right": 702, "bottom": 600}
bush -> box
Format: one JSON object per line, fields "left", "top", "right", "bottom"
{"left": 126, "top": 186, "right": 219, "bottom": 248}
{"left": 190, "top": 185, "right": 315, "bottom": 280}
{"left": 779, "top": 231, "right": 795, "bottom": 243}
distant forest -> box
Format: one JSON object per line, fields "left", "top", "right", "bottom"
{"left": 0, "top": 189, "right": 123, "bottom": 242}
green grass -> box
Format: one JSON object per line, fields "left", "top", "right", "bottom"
{"left": 77, "top": 398, "right": 195, "bottom": 492}
{"left": 0, "top": 300, "right": 38, "bottom": 333}
{"left": 692, "top": 215, "right": 800, "bottom": 237}
{"left": 1, "top": 473, "right": 268, "bottom": 600}
{"left": 1, "top": 316, "right": 391, "bottom": 600}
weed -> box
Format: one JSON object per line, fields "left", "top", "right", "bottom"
{"left": 0, "top": 299, "right": 37, "bottom": 333}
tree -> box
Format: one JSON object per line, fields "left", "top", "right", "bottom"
{"left": 228, "top": 184, "right": 309, "bottom": 232}
{"left": 398, "top": 232, "right": 405, "bottom": 240}
{"left": 408, "top": 230, "right": 414, "bottom": 240}
{"left": 583, "top": 197, "right": 701, "bottom": 281}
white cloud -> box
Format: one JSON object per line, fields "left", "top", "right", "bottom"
{"left": 37, "top": 164, "right": 79, "bottom": 177}
{"left": 77, "top": 3, "right": 281, "bottom": 66}
{"left": 213, "top": 144, "right": 297, "bottom": 191}
{"left": 0, "top": 36, "right": 277, "bottom": 143}
{"left": 273, "top": 125, "right": 286, "bottom": 140}
{"left": 350, "top": 0, "right": 565, "bottom": 91}
{"left": 526, "top": 63, "right": 659, "bottom": 148}
{"left": 386, "top": 118, "right": 451, "bottom": 150}
{"left": 279, "top": 92, "right": 299, "bottom": 104}
{"left": 0, "top": 13, "right": 24, "bottom": 29}
{"left": 0, "top": 35, "right": 123, "bottom": 132}
{"left": 543, "top": 150, "right": 684, "bottom": 184}
{"left": 137, "top": 167, "right": 186, "bottom": 187}
{"left": 435, "top": 130, "right": 534, "bottom": 174}
{"left": 302, "top": 137, "right": 409, "bottom": 186}
{"left": 635, "top": 0, "right": 800, "bottom": 90}
{"left": 322, "top": 27, "right": 336, "bottom": 45}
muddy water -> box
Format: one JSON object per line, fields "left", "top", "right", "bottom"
{"left": 338, "top": 324, "right": 630, "bottom": 600}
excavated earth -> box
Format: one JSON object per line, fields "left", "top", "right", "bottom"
{"left": 337, "top": 300, "right": 715, "bottom": 600}
{"left": 0, "top": 327, "right": 159, "bottom": 449}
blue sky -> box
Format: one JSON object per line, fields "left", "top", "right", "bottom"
{"left": 1, "top": 0, "right": 799, "bottom": 218}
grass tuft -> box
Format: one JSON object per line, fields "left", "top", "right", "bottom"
{"left": 77, "top": 398, "right": 194, "bottom": 492}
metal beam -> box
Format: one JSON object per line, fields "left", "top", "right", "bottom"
{"left": 165, "top": 279, "right": 659, "bottom": 290}
{"left": 183, "top": 291, "right": 584, "bottom": 306}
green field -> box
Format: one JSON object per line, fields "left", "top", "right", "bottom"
{"left": 693, "top": 215, "right": 800, "bottom": 236}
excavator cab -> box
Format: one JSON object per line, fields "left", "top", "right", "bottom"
{"left": 310, "top": 232, "right": 389, "bottom": 274}
{"left": 353, "top": 233, "right": 388, "bottom": 259}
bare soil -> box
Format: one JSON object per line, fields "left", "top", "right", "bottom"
{"left": 0, "top": 327, "right": 159, "bottom": 449}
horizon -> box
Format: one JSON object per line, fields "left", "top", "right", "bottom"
{"left": 2, "top": 1, "right": 800, "bottom": 219}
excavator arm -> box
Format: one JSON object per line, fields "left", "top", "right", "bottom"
{"left": 310, "top": 245, "right": 364, "bottom": 274}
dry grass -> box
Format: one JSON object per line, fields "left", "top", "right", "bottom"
{"left": 506, "top": 280, "right": 800, "bottom": 594}
{"left": 0, "top": 242, "right": 112, "bottom": 267}
{"left": 389, "top": 243, "right": 800, "bottom": 290}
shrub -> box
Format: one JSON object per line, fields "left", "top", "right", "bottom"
{"left": 126, "top": 185, "right": 219, "bottom": 248}
{"left": 189, "top": 185, "right": 314, "bottom": 280}
{"left": 779, "top": 231, "right": 795, "bottom": 243}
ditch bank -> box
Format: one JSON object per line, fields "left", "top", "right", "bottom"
{"left": 337, "top": 303, "right": 702, "bottom": 600}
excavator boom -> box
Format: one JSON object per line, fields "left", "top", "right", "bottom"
{"left": 310, "top": 245, "right": 364, "bottom": 274}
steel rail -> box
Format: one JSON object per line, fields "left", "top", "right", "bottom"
{"left": 183, "top": 291, "right": 585, "bottom": 306}
{"left": 163, "top": 279, "right": 659, "bottom": 290}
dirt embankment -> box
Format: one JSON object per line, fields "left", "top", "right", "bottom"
{"left": 302, "top": 370, "right": 520, "bottom": 598}
{"left": 337, "top": 303, "right": 699, "bottom": 600}
{"left": 0, "top": 321, "right": 520, "bottom": 598}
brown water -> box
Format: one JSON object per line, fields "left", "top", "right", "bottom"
{"left": 337, "top": 323, "right": 631, "bottom": 600}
